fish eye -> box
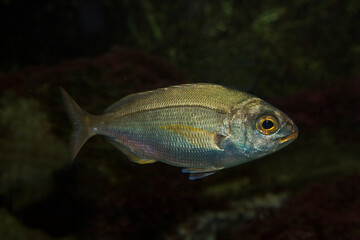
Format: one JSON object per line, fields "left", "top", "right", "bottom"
{"left": 256, "top": 115, "right": 279, "bottom": 135}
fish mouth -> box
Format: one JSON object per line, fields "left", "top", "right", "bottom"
{"left": 279, "top": 131, "right": 298, "bottom": 143}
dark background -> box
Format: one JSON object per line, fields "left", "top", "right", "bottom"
{"left": 0, "top": 0, "right": 359, "bottom": 239}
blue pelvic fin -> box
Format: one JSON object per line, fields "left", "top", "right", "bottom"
{"left": 182, "top": 167, "right": 223, "bottom": 180}
{"left": 189, "top": 172, "right": 217, "bottom": 180}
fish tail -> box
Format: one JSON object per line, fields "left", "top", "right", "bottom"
{"left": 60, "top": 87, "right": 96, "bottom": 161}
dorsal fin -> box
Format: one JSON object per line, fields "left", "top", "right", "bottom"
{"left": 103, "top": 83, "right": 251, "bottom": 116}
{"left": 104, "top": 90, "right": 157, "bottom": 113}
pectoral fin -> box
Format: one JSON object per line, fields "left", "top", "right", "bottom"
{"left": 182, "top": 167, "right": 224, "bottom": 180}
{"left": 161, "top": 125, "right": 226, "bottom": 150}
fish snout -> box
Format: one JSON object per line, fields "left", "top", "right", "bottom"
{"left": 279, "top": 126, "right": 298, "bottom": 144}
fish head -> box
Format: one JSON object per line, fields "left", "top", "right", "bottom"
{"left": 229, "top": 98, "right": 298, "bottom": 159}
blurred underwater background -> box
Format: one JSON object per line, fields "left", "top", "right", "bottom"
{"left": 0, "top": 0, "right": 360, "bottom": 239}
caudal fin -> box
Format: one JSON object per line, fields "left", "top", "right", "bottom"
{"left": 60, "top": 87, "right": 96, "bottom": 161}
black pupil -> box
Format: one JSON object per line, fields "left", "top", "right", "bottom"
{"left": 262, "top": 120, "right": 274, "bottom": 129}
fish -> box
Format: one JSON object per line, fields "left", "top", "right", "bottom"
{"left": 60, "top": 83, "right": 298, "bottom": 180}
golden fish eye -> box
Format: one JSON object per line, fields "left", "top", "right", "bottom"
{"left": 256, "top": 115, "right": 279, "bottom": 135}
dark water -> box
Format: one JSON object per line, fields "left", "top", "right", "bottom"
{"left": 0, "top": 1, "right": 359, "bottom": 240}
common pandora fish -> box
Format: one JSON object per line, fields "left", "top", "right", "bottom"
{"left": 61, "top": 84, "right": 298, "bottom": 180}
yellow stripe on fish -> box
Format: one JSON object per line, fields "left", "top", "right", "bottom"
{"left": 161, "top": 125, "right": 225, "bottom": 151}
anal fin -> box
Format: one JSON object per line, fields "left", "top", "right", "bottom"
{"left": 129, "top": 156, "right": 157, "bottom": 164}
{"left": 107, "top": 138, "right": 158, "bottom": 164}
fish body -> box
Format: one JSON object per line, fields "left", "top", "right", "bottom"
{"left": 61, "top": 84, "right": 298, "bottom": 180}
